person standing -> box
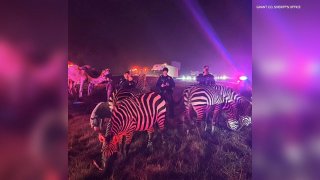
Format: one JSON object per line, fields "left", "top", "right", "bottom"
{"left": 196, "top": 65, "right": 215, "bottom": 86}
{"left": 156, "top": 67, "right": 175, "bottom": 118}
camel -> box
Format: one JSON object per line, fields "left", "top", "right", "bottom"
{"left": 68, "top": 64, "right": 107, "bottom": 98}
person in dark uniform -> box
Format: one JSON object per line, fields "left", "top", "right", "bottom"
{"left": 156, "top": 67, "right": 175, "bottom": 118}
{"left": 196, "top": 65, "right": 215, "bottom": 86}
{"left": 119, "top": 71, "right": 136, "bottom": 89}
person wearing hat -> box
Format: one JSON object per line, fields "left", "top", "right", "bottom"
{"left": 196, "top": 65, "right": 215, "bottom": 86}
{"left": 156, "top": 67, "right": 175, "bottom": 118}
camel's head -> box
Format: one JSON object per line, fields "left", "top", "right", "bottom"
{"left": 90, "top": 102, "right": 112, "bottom": 131}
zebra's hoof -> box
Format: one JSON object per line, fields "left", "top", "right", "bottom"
{"left": 227, "top": 119, "right": 240, "bottom": 131}
{"left": 240, "top": 116, "right": 252, "bottom": 126}
{"left": 147, "top": 142, "right": 153, "bottom": 148}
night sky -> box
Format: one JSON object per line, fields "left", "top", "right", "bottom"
{"left": 69, "top": 0, "right": 251, "bottom": 76}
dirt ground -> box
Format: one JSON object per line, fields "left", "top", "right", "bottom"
{"left": 68, "top": 79, "right": 252, "bottom": 180}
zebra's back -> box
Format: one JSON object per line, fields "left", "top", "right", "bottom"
{"left": 111, "top": 92, "right": 166, "bottom": 133}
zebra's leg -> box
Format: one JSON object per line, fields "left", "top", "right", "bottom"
{"left": 71, "top": 81, "right": 76, "bottom": 96}
{"left": 124, "top": 132, "right": 134, "bottom": 156}
{"left": 68, "top": 80, "right": 72, "bottom": 95}
{"left": 147, "top": 128, "right": 154, "bottom": 149}
{"left": 88, "top": 83, "right": 91, "bottom": 96}
{"left": 194, "top": 105, "right": 206, "bottom": 132}
{"left": 183, "top": 103, "right": 191, "bottom": 134}
{"left": 157, "top": 119, "right": 167, "bottom": 145}
{"left": 79, "top": 81, "right": 84, "bottom": 98}
{"left": 226, "top": 103, "right": 240, "bottom": 131}
{"left": 89, "top": 83, "right": 95, "bottom": 96}
{"left": 204, "top": 106, "right": 213, "bottom": 132}
{"left": 210, "top": 105, "right": 222, "bottom": 133}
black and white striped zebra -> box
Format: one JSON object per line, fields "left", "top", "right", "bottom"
{"left": 100, "top": 92, "right": 166, "bottom": 169}
{"left": 183, "top": 85, "right": 236, "bottom": 132}
{"left": 184, "top": 84, "right": 251, "bottom": 131}
{"left": 90, "top": 88, "right": 144, "bottom": 143}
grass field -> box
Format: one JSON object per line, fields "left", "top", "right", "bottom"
{"left": 68, "top": 80, "right": 252, "bottom": 180}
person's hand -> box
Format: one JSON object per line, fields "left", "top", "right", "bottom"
{"left": 98, "top": 133, "right": 106, "bottom": 143}
{"left": 161, "top": 84, "right": 165, "bottom": 87}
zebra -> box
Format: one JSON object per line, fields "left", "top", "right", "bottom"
{"left": 99, "top": 92, "right": 166, "bottom": 169}
{"left": 183, "top": 84, "right": 251, "bottom": 131}
{"left": 183, "top": 85, "right": 236, "bottom": 132}
{"left": 89, "top": 88, "right": 144, "bottom": 142}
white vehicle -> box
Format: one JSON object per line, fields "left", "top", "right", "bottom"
{"left": 150, "top": 63, "right": 179, "bottom": 78}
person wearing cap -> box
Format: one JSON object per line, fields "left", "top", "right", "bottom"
{"left": 119, "top": 71, "right": 136, "bottom": 89}
{"left": 196, "top": 65, "right": 215, "bottom": 86}
{"left": 156, "top": 67, "right": 175, "bottom": 118}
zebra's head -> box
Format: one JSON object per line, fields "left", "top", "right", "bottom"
{"left": 101, "top": 134, "right": 121, "bottom": 167}
{"left": 90, "top": 102, "right": 112, "bottom": 131}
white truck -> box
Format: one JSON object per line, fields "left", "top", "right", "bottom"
{"left": 150, "top": 63, "right": 179, "bottom": 78}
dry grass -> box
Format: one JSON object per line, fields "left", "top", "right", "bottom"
{"left": 68, "top": 80, "right": 252, "bottom": 180}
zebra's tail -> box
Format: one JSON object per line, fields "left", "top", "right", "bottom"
{"left": 174, "top": 94, "right": 184, "bottom": 106}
